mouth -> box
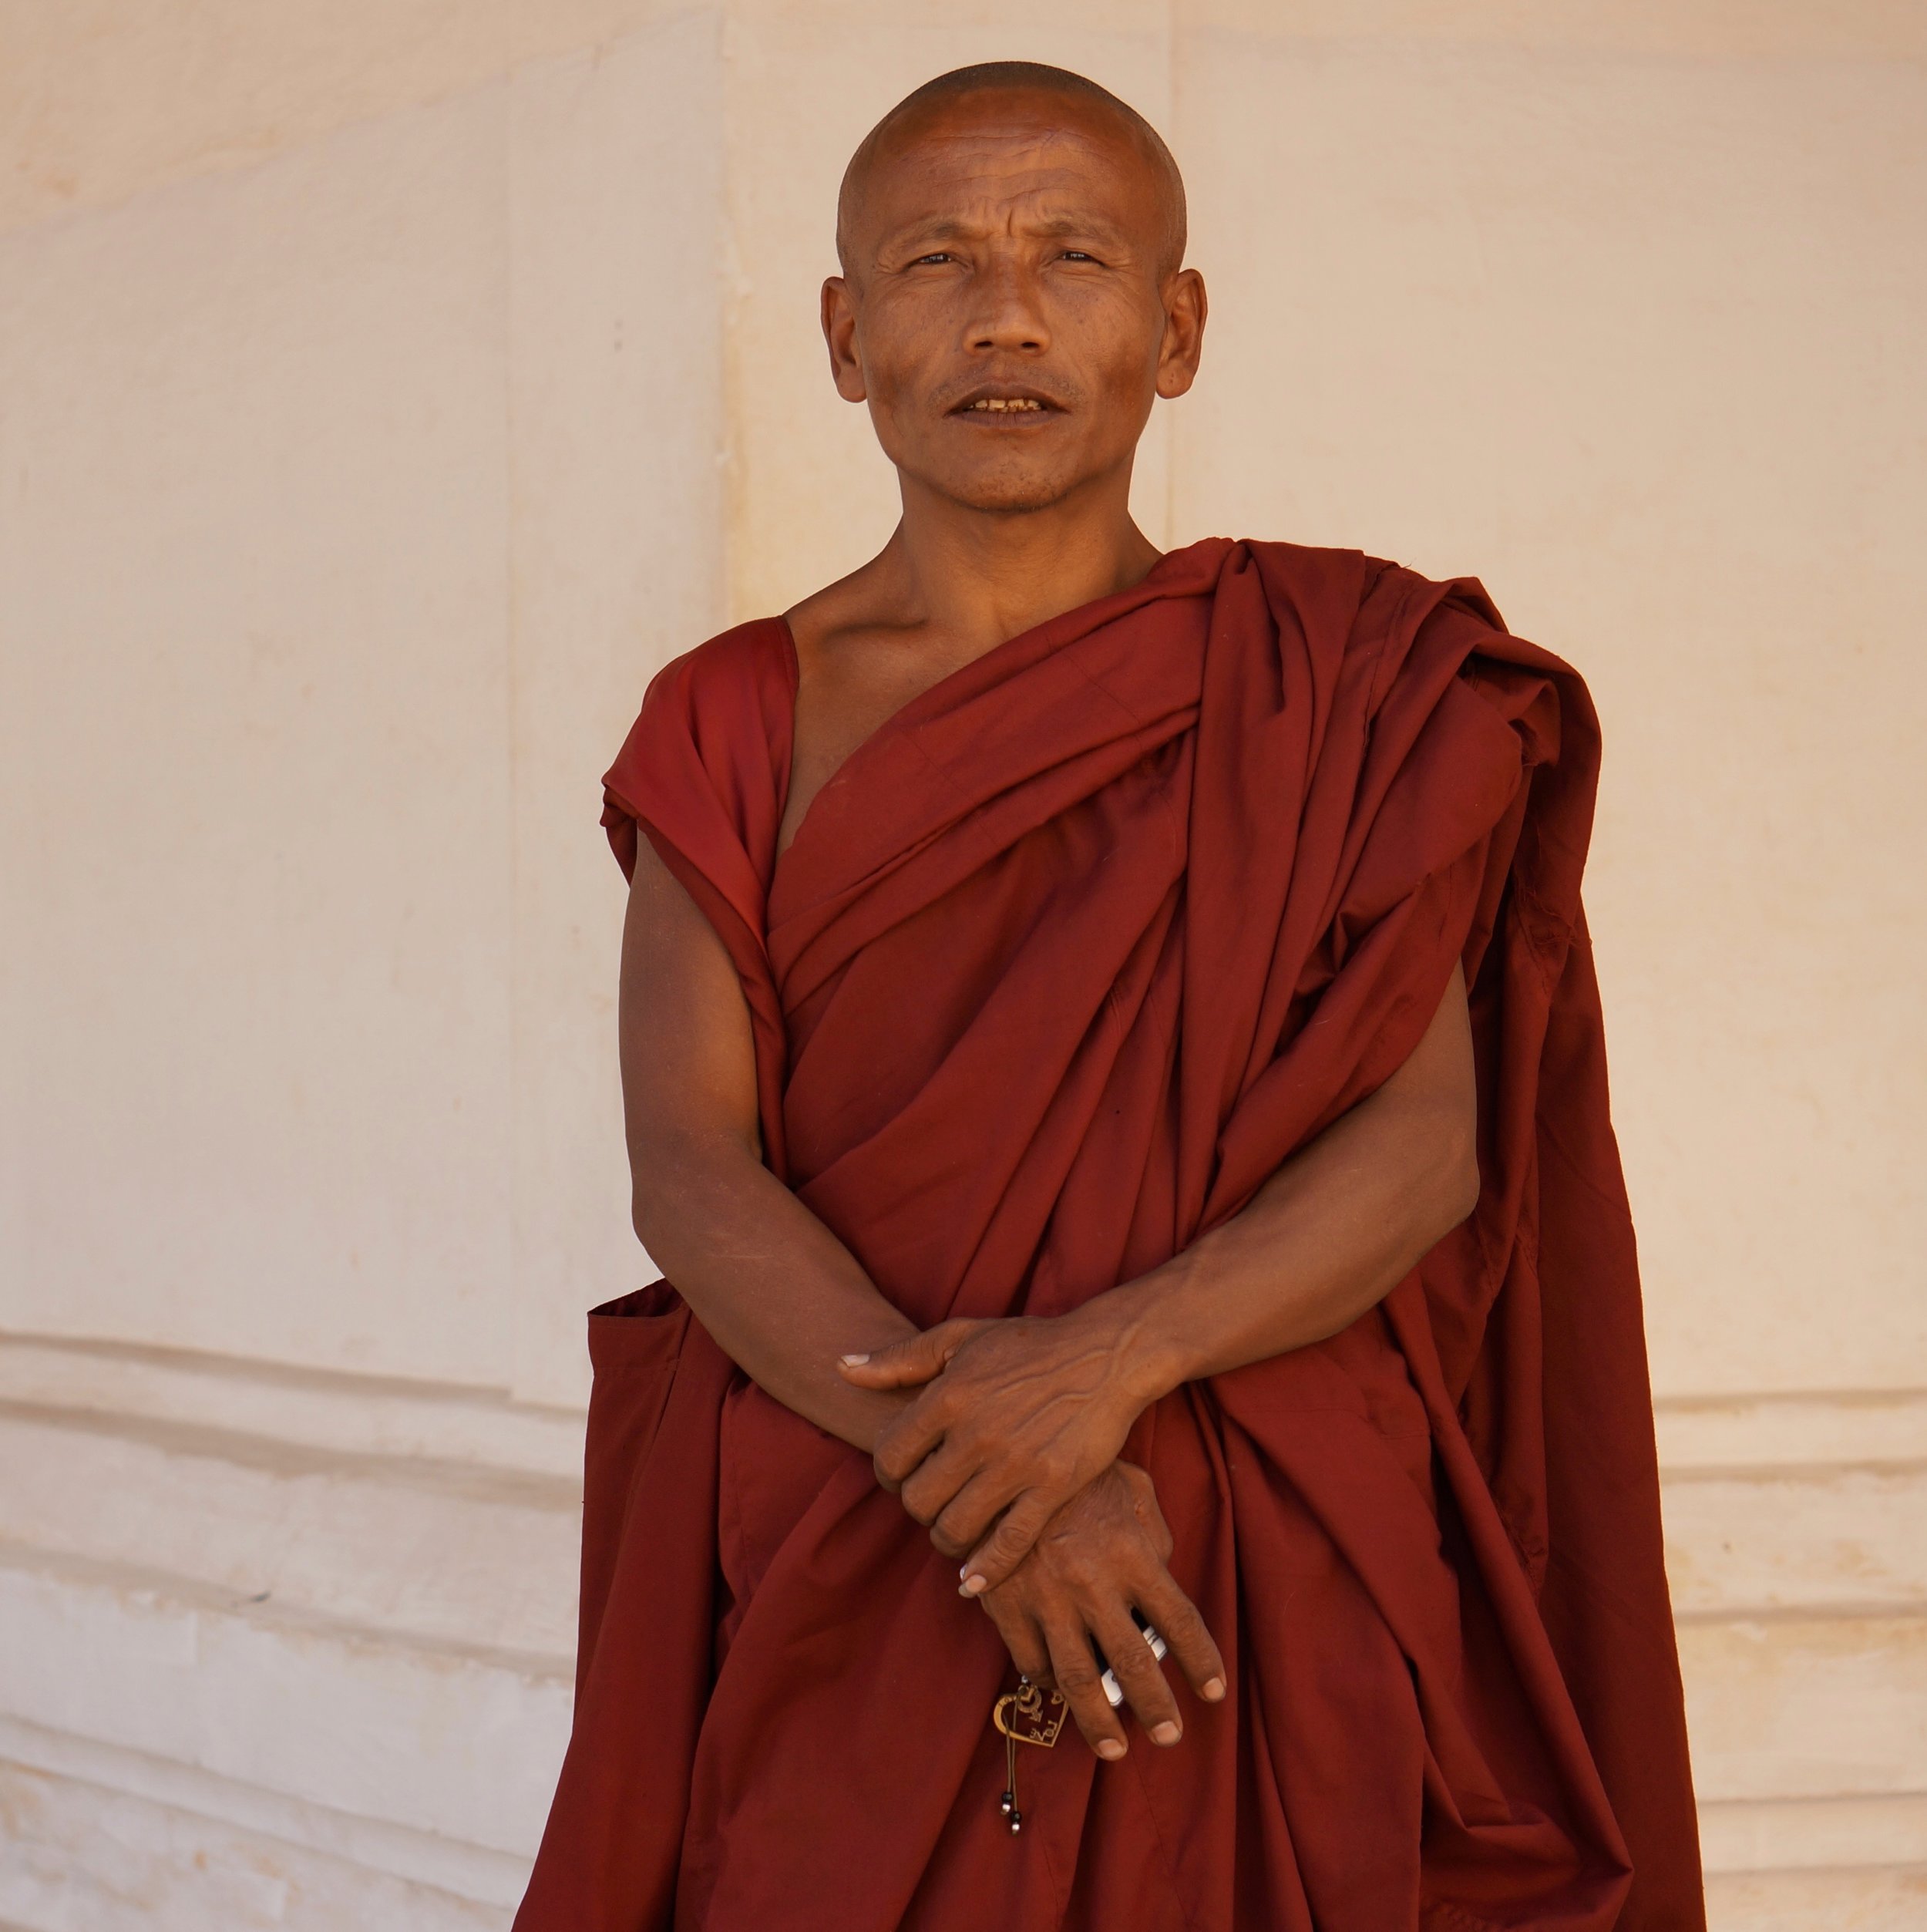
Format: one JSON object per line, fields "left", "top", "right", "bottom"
{"left": 950, "top": 385, "right": 1061, "bottom": 419}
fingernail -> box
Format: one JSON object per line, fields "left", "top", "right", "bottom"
{"left": 1096, "top": 1739, "right": 1125, "bottom": 1761}
{"left": 958, "top": 1573, "right": 987, "bottom": 1597}
{"left": 1152, "top": 1722, "right": 1181, "bottom": 1746}
{"left": 839, "top": 1353, "right": 869, "bottom": 1365}
{"left": 1202, "top": 1678, "right": 1226, "bottom": 1702}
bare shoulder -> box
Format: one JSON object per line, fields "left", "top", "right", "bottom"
{"left": 781, "top": 546, "right": 908, "bottom": 664}
{"left": 775, "top": 546, "right": 948, "bottom": 850}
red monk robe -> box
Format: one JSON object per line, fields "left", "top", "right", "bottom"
{"left": 514, "top": 537, "right": 1703, "bottom": 1931}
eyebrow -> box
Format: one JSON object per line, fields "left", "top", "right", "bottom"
{"left": 884, "top": 211, "right": 1130, "bottom": 254}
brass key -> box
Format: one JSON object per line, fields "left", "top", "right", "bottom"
{"left": 990, "top": 1676, "right": 1066, "bottom": 1834}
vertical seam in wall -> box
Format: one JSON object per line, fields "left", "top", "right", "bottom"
{"left": 500, "top": 71, "right": 526, "bottom": 1314}
{"left": 1164, "top": 0, "right": 1181, "bottom": 552}
{"left": 719, "top": 1, "right": 747, "bottom": 626}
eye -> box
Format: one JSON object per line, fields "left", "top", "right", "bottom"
{"left": 1058, "top": 250, "right": 1100, "bottom": 264}
{"left": 909, "top": 252, "right": 955, "bottom": 267}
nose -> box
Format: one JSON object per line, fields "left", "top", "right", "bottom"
{"left": 967, "top": 254, "right": 1049, "bottom": 355}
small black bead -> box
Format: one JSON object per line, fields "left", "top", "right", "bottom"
{"left": 998, "top": 1792, "right": 1014, "bottom": 1816}
{"left": 1007, "top": 1809, "right": 1024, "bottom": 1834}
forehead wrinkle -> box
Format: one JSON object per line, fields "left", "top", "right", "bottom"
{"left": 881, "top": 153, "right": 1135, "bottom": 220}
{"left": 898, "top": 119, "right": 1107, "bottom": 176}
{"left": 877, "top": 200, "right": 1135, "bottom": 257}
{"left": 840, "top": 89, "right": 1183, "bottom": 279}
{"left": 855, "top": 145, "right": 1162, "bottom": 274}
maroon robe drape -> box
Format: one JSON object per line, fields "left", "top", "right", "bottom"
{"left": 514, "top": 537, "right": 1703, "bottom": 1931}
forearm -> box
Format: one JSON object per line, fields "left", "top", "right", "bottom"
{"left": 1083, "top": 967, "right": 1481, "bottom": 1405}
{"left": 634, "top": 1131, "right": 919, "bottom": 1454}
{"left": 1101, "top": 1083, "right": 1478, "bottom": 1399}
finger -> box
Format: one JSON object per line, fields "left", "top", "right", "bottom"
{"left": 1041, "top": 1616, "right": 1127, "bottom": 1762}
{"left": 957, "top": 1491, "right": 1056, "bottom": 1597}
{"left": 977, "top": 1592, "right": 1051, "bottom": 1684}
{"left": 871, "top": 1398, "right": 950, "bottom": 1493}
{"left": 837, "top": 1320, "right": 976, "bottom": 1390}
{"left": 1091, "top": 1603, "right": 1182, "bottom": 1745}
{"left": 929, "top": 1468, "right": 1021, "bottom": 1561}
{"left": 1135, "top": 1567, "right": 1227, "bottom": 1705}
{"left": 897, "top": 1441, "right": 974, "bottom": 1529}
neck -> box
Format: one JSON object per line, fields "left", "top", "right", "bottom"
{"left": 875, "top": 463, "right": 1163, "bottom": 652}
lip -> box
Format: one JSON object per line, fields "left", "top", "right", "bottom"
{"left": 947, "top": 382, "right": 1064, "bottom": 417}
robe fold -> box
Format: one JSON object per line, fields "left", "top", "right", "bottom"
{"left": 513, "top": 537, "right": 1703, "bottom": 1932}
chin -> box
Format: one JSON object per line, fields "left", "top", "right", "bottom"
{"left": 958, "top": 487, "right": 1071, "bottom": 516}
{"left": 940, "top": 465, "right": 1081, "bottom": 517}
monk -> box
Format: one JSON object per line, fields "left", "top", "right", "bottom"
{"left": 515, "top": 59, "right": 1703, "bottom": 1932}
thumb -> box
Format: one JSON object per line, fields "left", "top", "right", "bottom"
{"left": 837, "top": 1319, "right": 980, "bottom": 1390}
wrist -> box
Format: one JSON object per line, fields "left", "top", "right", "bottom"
{"left": 1075, "top": 1266, "right": 1198, "bottom": 1411}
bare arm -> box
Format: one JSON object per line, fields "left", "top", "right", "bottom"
{"left": 846, "top": 965, "right": 1482, "bottom": 1587}
{"left": 1111, "top": 961, "right": 1481, "bottom": 1385}
{"left": 618, "top": 835, "right": 920, "bottom": 1452}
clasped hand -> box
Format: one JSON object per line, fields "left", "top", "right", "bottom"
{"left": 841, "top": 1309, "right": 1226, "bottom": 1758}
{"left": 838, "top": 1304, "right": 1157, "bottom": 1593}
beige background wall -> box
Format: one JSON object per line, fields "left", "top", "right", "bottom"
{"left": 2, "top": 3, "right": 1923, "bottom": 1927}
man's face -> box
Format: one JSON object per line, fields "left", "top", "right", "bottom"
{"left": 824, "top": 93, "right": 1205, "bottom": 516}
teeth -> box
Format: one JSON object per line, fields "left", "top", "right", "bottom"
{"left": 969, "top": 397, "right": 1044, "bottom": 412}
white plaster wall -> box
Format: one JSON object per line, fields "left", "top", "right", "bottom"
{"left": 0, "top": 0, "right": 691, "bottom": 231}
{"left": 505, "top": 15, "right": 729, "bottom": 1404}
{"left": 0, "top": 89, "right": 519, "bottom": 1384}
{"left": 0, "top": 10, "right": 728, "bottom": 1402}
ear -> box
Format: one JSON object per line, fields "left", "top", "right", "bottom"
{"left": 821, "top": 277, "right": 869, "bottom": 403}
{"left": 1155, "top": 268, "right": 1207, "bottom": 401}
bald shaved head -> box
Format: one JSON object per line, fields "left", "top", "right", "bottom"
{"left": 819, "top": 62, "right": 1206, "bottom": 520}
{"left": 838, "top": 62, "right": 1187, "bottom": 282}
